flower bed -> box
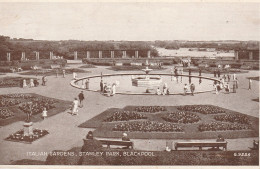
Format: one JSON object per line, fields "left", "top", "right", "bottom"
{"left": 0, "top": 108, "right": 14, "bottom": 119}
{"left": 113, "top": 121, "right": 183, "bottom": 132}
{"left": 19, "top": 98, "right": 56, "bottom": 115}
{"left": 5, "top": 128, "right": 49, "bottom": 144}
{"left": 104, "top": 111, "right": 147, "bottom": 122}
{"left": 1, "top": 93, "right": 34, "bottom": 99}
{"left": 214, "top": 114, "right": 251, "bottom": 125}
{"left": 135, "top": 106, "right": 167, "bottom": 113}
{"left": 0, "top": 99, "right": 22, "bottom": 107}
{"left": 177, "top": 105, "right": 225, "bottom": 114}
{"left": 198, "top": 122, "right": 251, "bottom": 132}
{"left": 162, "top": 111, "right": 200, "bottom": 124}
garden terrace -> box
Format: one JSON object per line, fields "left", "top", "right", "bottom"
{"left": 214, "top": 114, "right": 251, "bottom": 125}
{"left": 19, "top": 68, "right": 91, "bottom": 76}
{"left": 78, "top": 105, "right": 258, "bottom": 139}
{"left": 0, "top": 93, "right": 71, "bottom": 126}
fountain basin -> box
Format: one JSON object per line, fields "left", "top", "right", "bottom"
{"left": 132, "top": 76, "right": 162, "bottom": 87}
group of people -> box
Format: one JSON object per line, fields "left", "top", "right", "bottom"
{"left": 183, "top": 83, "right": 195, "bottom": 96}
{"left": 71, "top": 91, "right": 85, "bottom": 115}
{"left": 21, "top": 78, "right": 40, "bottom": 88}
{"left": 100, "top": 80, "right": 117, "bottom": 96}
{"left": 156, "top": 83, "right": 170, "bottom": 95}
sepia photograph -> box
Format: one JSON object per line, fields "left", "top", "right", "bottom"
{"left": 0, "top": 1, "right": 259, "bottom": 168}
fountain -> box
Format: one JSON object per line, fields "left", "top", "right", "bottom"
{"left": 131, "top": 60, "right": 162, "bottom": 87}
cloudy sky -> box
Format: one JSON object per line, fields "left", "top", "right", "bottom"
{"left": 0, "top": 2, "right": 259, "bottom": 41}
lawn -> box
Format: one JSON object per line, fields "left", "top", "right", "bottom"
{"left": 19, "top": 68, "right": 91, "bottom": 76}
{"left": 78, "top": 105, "right": 259, "bottom": 139}
{"left": 0, "top": 76, "right": 37, "bottom": 88}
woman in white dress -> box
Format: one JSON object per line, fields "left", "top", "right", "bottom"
{"left": 23, "top": 79, "right": 27, "bottom": 88}
{"left": 111, "top": 84, "right": 116, "bottom": 96}
{"left": 42, "top": 107, "right": 47, "bottom": 120}
{"left": 72, "top": 98, "right": 79, "bottom": 115}
{"left": 30, "top": 79, "right": 34, "bottom": 87}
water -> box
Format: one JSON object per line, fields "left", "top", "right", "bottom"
{"left": 78, "top": 74, "right": 215, "bottom": 94}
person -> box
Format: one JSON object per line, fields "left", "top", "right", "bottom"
{"left": 216, "top": 83, "right": 221, "bottom": 95}
{"left": 227, "top": 74, "right": 230, "bottom": 82}
{"left": 62, "top": 69, "right": 66, "bottom": 78}
{"left": 42, "top": 107, "right": 47, "bottom": 120}
{"left": 85, "top": 78, "right": 89, "bottom": 89}
{"left": 235, "top": 77, "right": 238, "bottom": 89}
{"left": 72, "top": 98, "right": 79, "bottom": 115}
{"left": 217, "top": 70, "right": 221, "bottom": 78}
{"left": 216, "top": 134, "right": 225, "bottom": 142}
{"left": 188, "top": 69, "right": 191, "bottom": 76}
{"left": 29, "top": 79, "right": 34, "bottom": 87}
{"left": 213, "top": 69, "right": 217, "bottom": 77}
{"left": 111, "top": 84, "right": 116, "bottom": 96}
{"left": 225, "top": 83, "right": 230, "bottom": 94}
{"left": 86, "top": 131, "right": 94, "bottom": 140}
{"left": 78, "top": 91, "right": 85, "bottom": 108}
{"left": 56, "top": 69, "right": 59, "bottom": 78}
{"left": 233, "top": 73, "right": 236, "bottom": 80}
{"left": 42, "top": 76, "right": 47, "bottom": 86}
{"left": 170, "top": 68, "right": 173, "bottom": 81}
{"left": 190, "top": 83, "right": 195, "bottom": 96}
{"left": 199, "top": 68, "right": 202, "bottom": 76}
{"left": 184, "top": 84, "right": 188, "bottom": 96}
{"left": 23, "top": 79, "right": 27, "bottom": 88}
{"left": 253, "top": 140, "right": 259, "bottom": 150}
{"left": 73, "top": 72, "right": 77, "bottom": 80}
{"left": 122, "top": 133, "right": 130, "bottom": 141}
{"left": 100, "top": 80, "right": 104, "bottom": 92}
{"left": 248, "top": 79, "right": 252, "bottom": 90}
{"left": 156, "top": 87, "right": 161, "bottom": 95}
{"left": 33, "top": 79, "right": 38, "bottom": 87}
{"left": 233, "top": 82, "right": 236, "bottom": 93}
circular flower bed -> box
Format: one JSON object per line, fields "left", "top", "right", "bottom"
{"left": 0, "top": 108, "right": 14, "bottom": 119}
{"left": 198, "top": 122, "right": 251, "bottom": 132}
{"left": 19, "top": 98, "right": 56, "bottom": 115}
{"left": 113, "top": 121, "right": 183, "bottom": 132}
{"left": 177, "top": 105, "right": 225, "bottom": 114}
{"left": 162, "top": 111, "right": 200, "bottom": 124}
{"left": 104, "top": 111, "right": 147, "bottom": 122}
{"left": 135, "top": 106, "right": 167, "bottom": 113}
{"left": 214, "top": 114, "right": 251, "bottom": 125}
{"left": 6, "top": 128, "right": 49, "bottom": 143}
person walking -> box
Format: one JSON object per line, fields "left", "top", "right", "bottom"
{"left": 62, "top": 69, "right": 66, "bottom": 78}
{"left": 248, "top": 79, "right": 252, "bottom": 90}
{"left": 190, "top": 83, "right": 195, "bottom": 96}
{"left": 100, "top": 80, "right": 104, "bottom": 92}
{"left": 111, "top": 84, "right": 116, "bottom": 96}
{"left": 23, "top": 79, "right": 27, "bottom": 88}
{"left": 72, "top": 98, "right": 79, "bottom": 115}
{"left": 42, "top": 107, "right": 47, "bottom": 120}
{"left": 235, "top": 77, "right": 238, "bottom": 89}
{"left": 78, "top": 91, "right": 85, "bottom": 108}
{"left": 85, "top": 78, "right": 89, "bottom": 89}
{"left": 233, "top": 82, "right": 236, "bottom": 93}
{"left": 184, "top": 84, "right": 188, "bottom": 96}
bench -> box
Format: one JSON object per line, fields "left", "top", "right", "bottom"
{"left": 174, "top": 142, "right": 227, "bottom": 151}
{"left": 98, "top": 139, "right": 134, "bottom": 149}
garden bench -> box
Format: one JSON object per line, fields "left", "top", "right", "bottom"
{"left": 174, "top": 141, "right": 227, "bottom": 151}
{"left": 98, "top": 139, "right": 134, "bottom": 149}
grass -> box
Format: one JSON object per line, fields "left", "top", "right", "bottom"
{"left": 0, "top": 93, "right": 71, "bottom": 126}
{"left": 79, "top": 64, "right": 96, "bottom": 68}
{"left": 78, "top": 105, "right": 259, "bottom": 140}
{"left": 183, "top": 67, "right": 249, "bottom": 74}
{"left": 0, "top": 76, "right": 37, "bottom": 88}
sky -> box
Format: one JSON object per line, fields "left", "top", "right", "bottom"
{"left": 0, "top": 2, "right": 259, "bottom": 41}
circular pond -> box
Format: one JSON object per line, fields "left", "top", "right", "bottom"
{"left": 71, "top": 73, "right": 219, "bottom": 95}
